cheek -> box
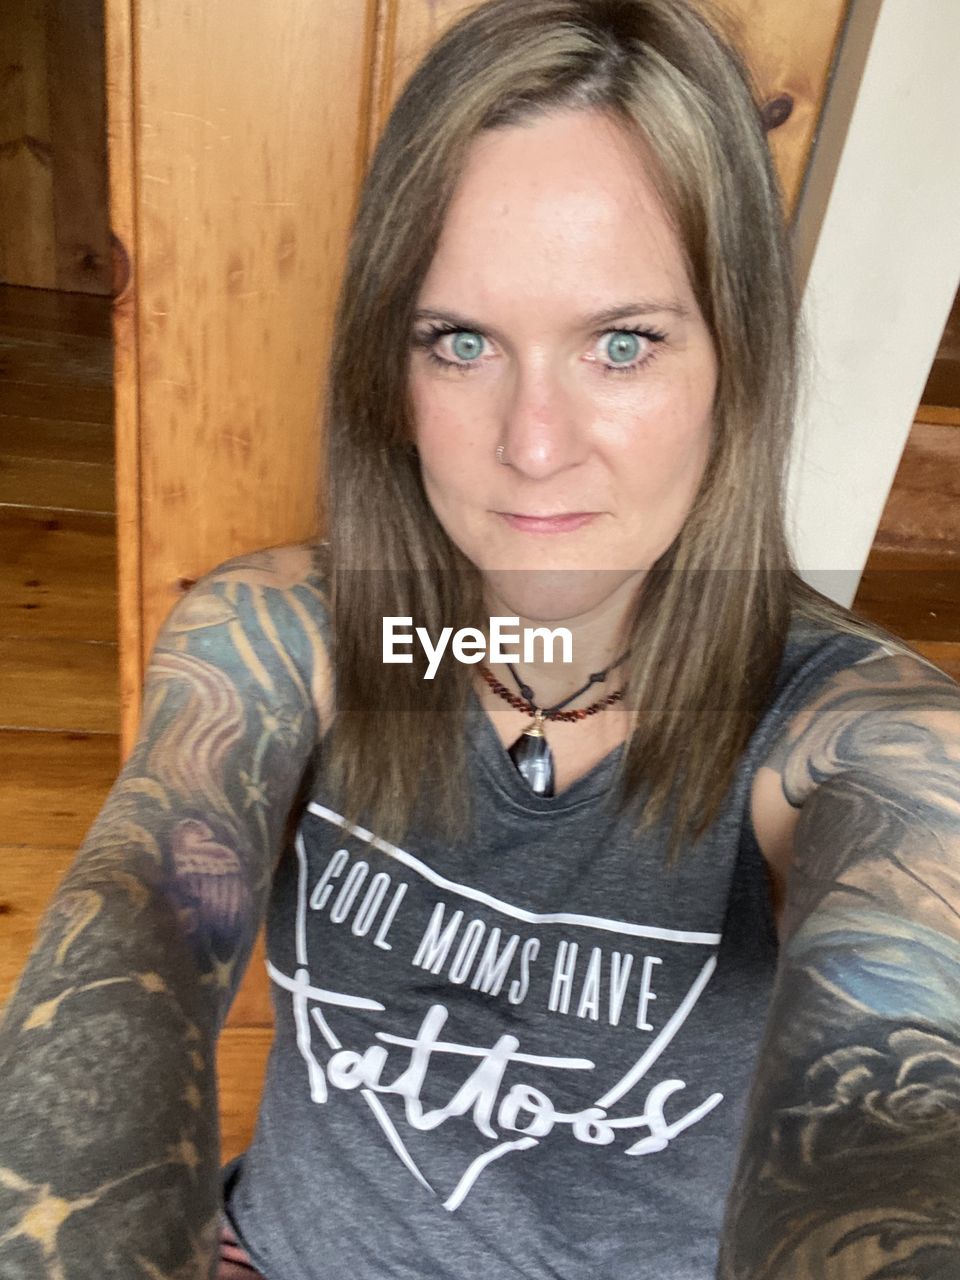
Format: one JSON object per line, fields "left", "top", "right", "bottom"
{"left": 409, "top": 381, "right": 475, "bottom": 512}
{"left": 410, "top": 375, "right": 491, "bottom": 481}
{"left": 604, "top": 379, "right": 714, "bottom": 496}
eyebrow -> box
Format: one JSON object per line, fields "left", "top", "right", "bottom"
{"left": 412, "top": 299, "right": 691, "bottom": 334}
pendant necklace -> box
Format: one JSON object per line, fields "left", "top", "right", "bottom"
{"left": 478, "top": 653, "right": 628, "bottom": 798}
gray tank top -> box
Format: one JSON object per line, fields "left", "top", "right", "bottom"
{"left": 224, "top": 619, "right": 881, "bottom": 1278}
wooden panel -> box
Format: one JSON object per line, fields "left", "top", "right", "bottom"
{"left": 217, "top": 1027, "right": 274, "bottom": 1162}
{"left": 46, "top": 0, "right": 111, "bottom": 293}
{"left": 0, "top": 637, "right": 118, "bottom": 733}
{"left": 716, "top": 0, "right": 849, "bottom": 210}
{"left": 0, "top": 1, "right": 111, "bottom": 294}
{"left": 0, "top": 1, "right": 54, "bottom": 287}
{"left": 0, "top": 378, "right": 113, "bottom": 424}
{"left": 0, "top": 327, "right": 112, "bottom": 392}
{"left": 0, "top": 416, "right": 114, "bottom": 468}
{"left": 0, "top": 508, "right": 117, "bottom": 643}
{"left": 123, "top": 0, "right": 377, "bottom": 749}
{"left": 0, "top": 455, "right": 115, "bottom": 512}
{"left": 0, "top": 729, "right": 119, "bottom": 849}
{"left": 868, "top": 420, "right": 960, "bottom": 558}
{"left": 375, "top": 0, "right": 849, "bottom": 214}
{"left": 0, "top": 282, "right": 113, "bottom": 339}
{"left": 104, "top": 0, "right": 142, "bottom": 744}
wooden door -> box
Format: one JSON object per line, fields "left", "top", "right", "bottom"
{"left": 104, "top": 0, "right": 849, "bottom": 1160}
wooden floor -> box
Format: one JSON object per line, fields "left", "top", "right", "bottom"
{"left": 0, "top": 284, "right": 120, "bottom": 1018}
{"left": 0, "top": 283, "right": 957, "bottom": 1169}
{"left": 852, "top": 416, "right": 960, "bottom": 680}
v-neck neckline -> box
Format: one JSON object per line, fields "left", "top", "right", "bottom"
{"left": 466, "top": 687, "right": 626, "bottom": 815}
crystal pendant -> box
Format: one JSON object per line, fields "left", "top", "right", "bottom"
{"left": 507, "top": 713, "right": 555, "bottom": 797}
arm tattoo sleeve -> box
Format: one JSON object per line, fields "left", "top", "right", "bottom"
{"left": 0, "top": 544, "right": 329, "bottom": 1279}
{"left": 719, "top": 655, "right": 960, "bottom": 1280}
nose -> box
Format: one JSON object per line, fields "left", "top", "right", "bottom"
{"left": 498, "top": 359, "right": 587, "bottom": 480}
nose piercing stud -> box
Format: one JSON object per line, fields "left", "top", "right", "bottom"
{"left": 496, "top": 444, "right": 507, "bottom": 465}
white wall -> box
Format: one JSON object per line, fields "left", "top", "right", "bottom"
{"left": 788, "top": 0, "right": 960, "bottom": 606}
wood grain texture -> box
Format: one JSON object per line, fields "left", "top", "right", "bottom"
{"left": 0, "top": 729, "right": 119, "bottom": 849}
{"left": 916, "top": 405, "right": 960, "bottom": 427}
{"left": 0, "top": 415, "right": 114, "bottom": 468}
{"left": 0, "top": 454, "right": 115, "bottom": 512}
{"left": 373, "top": 0, "right": 849, "bottom": 214}
{"left": 226, "top": 930, "right": 273, "bottom": 1029}
{"left": 45, "top": 0, "right": 111, "bottom": 293}
{"left": 0, "top": 283, "right": 112, "bottom": 338}
{"left": 0, "top": 508, "right": 117, "bottom": 643}
{"left": 103, "top": 0, "right": 143, "bottom": 751}
{"left": 125, "top": 0, "right": 375, "bottom": 743}
{"left": 0, "top": 637, "right": 118, "bottom": 733}
{"left": 0, "top": 1, "right": 54, "bottom": 288}
{"left": 0, "top": 290, "right": 115, "bottom": 513}
{"left": 0, "top": 378, "right": 113, "bottom": 424}
{"left": 853, "top": 551, "right": 960, "bottom": 647}
{"left": 865, "top": 420, "right": 960, "bottom": 559}
{"left": 0, "top": 0, "right": 111, "bottom": 294}
{"left": 0, "top": 326, "right": 113, "bottom": 392}
{"left": 217, "top": 1027, "right": 275, "bottom": 1162}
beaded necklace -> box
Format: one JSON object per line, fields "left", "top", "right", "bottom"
{"left": 478, "top": 654, "right": 627, "bottom": 797}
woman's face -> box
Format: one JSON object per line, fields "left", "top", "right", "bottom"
{"left": 409, "top": 107, "right": 718, "bottom": 622}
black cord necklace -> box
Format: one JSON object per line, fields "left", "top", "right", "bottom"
{"left": 479, "top": 651, "right": 629, "bottom": 797}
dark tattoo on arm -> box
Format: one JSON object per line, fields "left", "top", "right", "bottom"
{"left": 0, "top": 543, "right": 330, "bottom": 1279}
{"left": 720, "top": 653, "right": 960, "bottom": 1280}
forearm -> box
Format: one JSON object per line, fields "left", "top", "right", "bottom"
{"left": 0, "top": 743, "right": 274, "bottom": 1277}
{"left": 718, "top": 921, "right": 960, "bottom": 1279}
{"left": 719, "top": 752, "right": 960, "bottom": 1278}
{"left": 0, "top": 549, "right": 325, "bottom": 1276}
{"left": 0, "top": 875, "right": 225, "bottom": 1278}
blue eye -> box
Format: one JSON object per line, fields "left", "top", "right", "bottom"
{"left": 605, "top": 331, "right": 641, "bottom": 364}
{"left": 451, "top": 331, "right": 484, "bottom": 361}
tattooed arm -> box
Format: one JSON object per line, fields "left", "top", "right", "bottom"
{"left": 719, "top": 653, "right": 960, "bottom": 1280}
{"left": 0, "top": 542, "right": 331, "bottom": 1279}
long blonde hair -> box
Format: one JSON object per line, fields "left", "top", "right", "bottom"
{"left": 324, "top": 0, "right": 897, "bottom": 856}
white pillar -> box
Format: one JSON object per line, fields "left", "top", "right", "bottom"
{"left": 787, "top": 0, "right": 960, "bottom": 606}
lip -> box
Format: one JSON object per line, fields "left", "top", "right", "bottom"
{"left": 497, "top": 512, "right": 599, "bottom": 534}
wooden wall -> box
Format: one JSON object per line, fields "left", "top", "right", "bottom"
{"left": 100, "top": 0, "right": 848, "bottom": 1162}
{"left": 376, "top": 0, "right": 849, "bottom": 210}
{"left": 0, "top": 0, "right": 111, "bottom": 294}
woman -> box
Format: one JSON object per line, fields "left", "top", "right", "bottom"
{"left": 1, "top": 1, "right": 957, "bottom": 1278}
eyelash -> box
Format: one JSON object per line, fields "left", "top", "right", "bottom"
{"left": 411, "top": 322, "right": 667, "bottom": 377}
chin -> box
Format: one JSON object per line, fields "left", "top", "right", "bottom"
{"left": 480, "top": 566, "right": 643, "bottom": 624}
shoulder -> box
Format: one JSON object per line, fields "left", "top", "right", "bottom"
{"left": 767, "top": 646, "right": 960, "bottom": 800}
{"left": 751, "top": 640, "right": 960, "bottom": 901}
{"left": 155, "top": 538, "right": 334, "bottom": 735}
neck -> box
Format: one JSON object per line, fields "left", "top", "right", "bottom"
{"left": 481, "top": 574, "right": 640, "bottom": 707}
